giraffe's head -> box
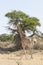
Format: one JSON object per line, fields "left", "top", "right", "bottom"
{"left": 33, "top": 36, "right": 37, "bottom": 44}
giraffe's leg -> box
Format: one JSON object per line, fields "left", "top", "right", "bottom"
{"left": 28, "top": 43, "right": 33, "bottom": 59}
{"left": 39, "top": 46, "right": 41, "bottom": 52}
{"left": 27, "top": 44, "right": 33, "bottom": 59}
{"left": 38, "top": 43, "right": 41, "bottom": 52}
{"left": 20, "top": 46, "right": 27, "bottom": 60}
{"left": 23, "top": 46, "right": 28, "bottom": 59}
{"left": 30, "top": 48, "right": 33, "bottom": 58}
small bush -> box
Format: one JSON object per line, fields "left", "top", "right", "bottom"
{"left": 33, "top": 42, "right": 43, "bottom": 50}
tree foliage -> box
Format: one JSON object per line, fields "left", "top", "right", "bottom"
{"left": 0, "top": 34, "right": 13, "bottom": 42}
{"left": 5, "top": 10, "right": 41, "bottom": 34}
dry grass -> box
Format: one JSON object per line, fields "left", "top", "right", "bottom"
{"left": 0, "top": 41, "right": 43, "bottom": 65}
{"left": 0, "top": 50, "right": 43, "bottom": 65}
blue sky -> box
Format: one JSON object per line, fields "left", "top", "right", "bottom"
{"left": 0, "top": 0, "right": 43, "bottom": 34}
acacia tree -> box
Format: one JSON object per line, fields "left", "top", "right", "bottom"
{"left": 5, "top": 10, "right": 41, "bottom": 49}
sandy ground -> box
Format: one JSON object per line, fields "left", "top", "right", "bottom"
{"left": 0, "top": 50, "right": 43, "bottom": 65}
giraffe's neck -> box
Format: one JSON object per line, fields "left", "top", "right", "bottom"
{"left": 17, "top": 23, "right": 25, "bottom": 39}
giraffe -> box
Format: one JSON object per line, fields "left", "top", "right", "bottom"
{"left": 16, "top": 23, "right": 34, "bottom": 58}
